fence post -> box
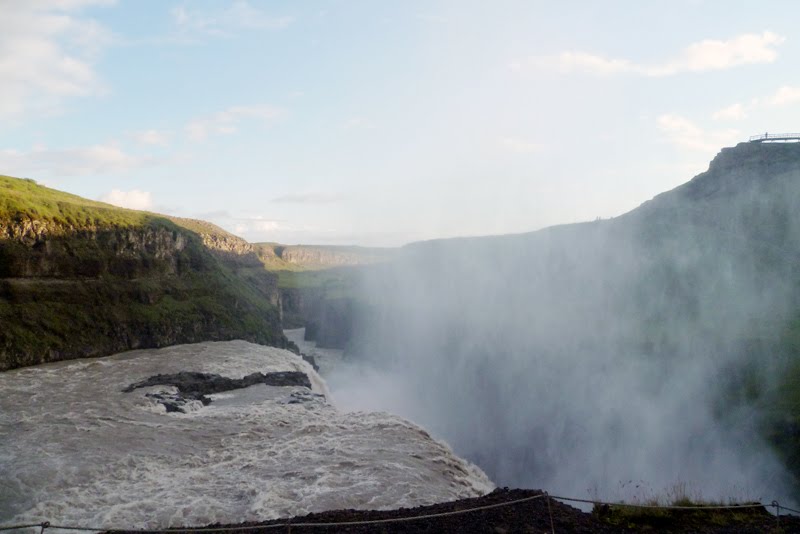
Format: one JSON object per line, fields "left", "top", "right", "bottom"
{"left": 773, "top": 501, "right": 780, "bottom": 529}
{"left": 544, "top": 492, "right": 555, "bottom": 534}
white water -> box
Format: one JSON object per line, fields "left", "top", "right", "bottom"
{"left": 0, "top": 340, "right": 493, "bottom": 529}
{"left": 284, "top": 329, "right": 419, "bottom": 418}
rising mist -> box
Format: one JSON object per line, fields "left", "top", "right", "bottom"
{"left": 329, "top": 142, "right": 800, "bottom": 506}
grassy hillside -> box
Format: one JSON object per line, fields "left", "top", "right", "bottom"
{"left": 253, "top": 242, "right": 392, "bottom": 296}
{"left": 0, "top": 176, "right": 286, "bottom": 370}
{"left": 1, "top": 176, "right": 150, "bottom": 228}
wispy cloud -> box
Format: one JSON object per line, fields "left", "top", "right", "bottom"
{"left": 185, "top": 105, "right": 283, "bottom": 141}
{"left": 0, "top": 1, "right": 114, "bottom": 119}
{"left": 514, "top": 31, "right": 785, "bottom": 77}
{"left": 657, "top": 114, "right": 740, "bottom": 152}
{"left": 712, "top": 85, "right": 800, "bottom": 121}
{"left": 711, "top": 103, "right": 747, "bottom": 121}
{"left": 766, "top": 85, "right": 800, "bottom": 107}
{"left": 0, "top": 143, "right": 150, "bottom": 177}
{"left": 234, "top": 219, "right": 282, "bottom": 234}
{"left": 99, "top": 188, "right": 154, "bottom": 210}
{"left": 171, "top": 1, "right": 293, "bottom": 41}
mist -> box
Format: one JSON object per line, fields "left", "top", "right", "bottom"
{"left": 330, "top": 143, "right": 800, "bottom": 506}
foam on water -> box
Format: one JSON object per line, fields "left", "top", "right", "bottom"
{"left": 0, "top": 341, "right": 493, "bottom": 529}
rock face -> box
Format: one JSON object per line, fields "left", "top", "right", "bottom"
{"left": 278, "top": 287, "right": 323, "bottom": 329}
{"left": 255, "top": 243, "right": 392, "bottom": 270}
{"left": 0, "top": 176, "right": 286, "bottom": 371}
{"left": 123, "top": 370, "right": 312, "bottom": 412}
{"left": 303, "top": 297, "right": 355, "bottom": 349}
{"left": 124, "top": 370, "right": 312, "bottom": 396}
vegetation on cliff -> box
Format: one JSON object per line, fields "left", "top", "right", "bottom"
{"left": 0, "top": 176, "right": 286, "bottom": 371}
{"left": 252, "top": 243, "right": 388, "bottom": 346}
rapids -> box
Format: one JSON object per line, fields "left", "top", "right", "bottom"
{"left": 0, "top": 340, "right": 492, "bottom": 529}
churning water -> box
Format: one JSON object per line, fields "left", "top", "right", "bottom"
{"left": 0, "top": 340, "right": 492, "bottom": 529}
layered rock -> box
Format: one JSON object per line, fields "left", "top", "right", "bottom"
{"left": 0, "top": 176, "right": 286, "bottom": 371}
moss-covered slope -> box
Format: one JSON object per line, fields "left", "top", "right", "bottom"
{"left": 0, "top": 176, "right": 286, "bottom": 371}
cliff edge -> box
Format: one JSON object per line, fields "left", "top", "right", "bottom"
{"left": 0, "top": 176, "right": 287, "bottom": 371}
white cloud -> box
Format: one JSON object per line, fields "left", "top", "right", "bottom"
{"left": 499, "top": 137, "right": 543, "bottom": 154}
{"left": 195, "top": 211, "right": 292, "bottom": 239}
{"left": 766, "top": 85, "right": 800, "bottom": 107}
{"left": 712, "top": 85, "right": 800, "bottom": 121}
{"left": 0, "top": 143, "right": 147, "bottom": 177}
{"left": 234, "top": 220, "right": 281, "bottom": 234}
{"left": 171, "top": 1, "right": 292, "bottom": 40}
{"left": 517, "top": 31, "right": 784, "bottom": 77}
{"left": 712, "top": 103, "right": 747, "bottom": 121}
{"left": 185, "top": 105, "right": 283, "bottom": 141}
{"left": 230, "top": 216, "right": 286, "bottom": 236}
{"left": 651, "top": 31, "right": 784, "bottom": 76}
{"left": 657, "top": 114, "right": 740, "bottom": 152}
{"left": 133, "top": 129, "right": 170, "bottom": 146}
{"left": 99, "top": 189, "right": 154, "bottom": 210}
{"left": 0, "top": 1, "right": 113, "bottom": 119}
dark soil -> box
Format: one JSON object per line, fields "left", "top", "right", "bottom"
{"left": 106, "top": 488, "right": 800, "bottom": 533}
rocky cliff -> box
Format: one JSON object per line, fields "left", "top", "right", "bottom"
{"left": 255, "top": 243, "right": 393, "bottom": 271}
{"left": 0, "top": 176, "right": 286, "bottom": 371}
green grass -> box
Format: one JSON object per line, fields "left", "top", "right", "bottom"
{"left": 592, "top": 485, "right": 769, "bottom": 529}
{"left": 274, "top": 268, "right": 356, "bottom": 291}
{"left": 0, "top": 175, "right": 285, "bottom": 370}
{"left": 1, "top": 176, "right": 148, "bottom": 228}
{"left": 0, "top": 175, "right": 238, "bottom": 241}
{"left": 594, "top": 500, "right": 769, "bottom": 530}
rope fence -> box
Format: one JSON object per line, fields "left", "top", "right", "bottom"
{"left": 1, "top": 492, "right": 798, "bottom": 533}
{"left": 548, "top": 494, "right": 767, "bottom": 510}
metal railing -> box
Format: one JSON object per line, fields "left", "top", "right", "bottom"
{"left": 748, "top": 132, "right": 800, "bottom": 142}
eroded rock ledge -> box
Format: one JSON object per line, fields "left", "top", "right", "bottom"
{"left": 123, "top": 371, "right": 312, "bottom": 412}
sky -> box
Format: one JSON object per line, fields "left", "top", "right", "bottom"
{"left": 2, "top": 1, "right": 800, "bottom": 246}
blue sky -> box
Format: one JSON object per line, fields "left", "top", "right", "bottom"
{"left": 2, "top": 1, "right": 800, "bottom": 246}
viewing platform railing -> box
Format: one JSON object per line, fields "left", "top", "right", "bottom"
{"left": 749, "top": 132, "right": 800, "bottom": 142}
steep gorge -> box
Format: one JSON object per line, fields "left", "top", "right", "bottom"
{"left": 342, "top": 141, "right": 800, "bottom": 502}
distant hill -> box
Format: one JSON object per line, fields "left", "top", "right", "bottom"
{"left": 254, "top": 242, "right": 393, "bottom": 272}
{"left": 252, "top": 243, "right": 395, "bottom": 342}
{"left": 0, "top": 176, "right": 287, "bottom": 370}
